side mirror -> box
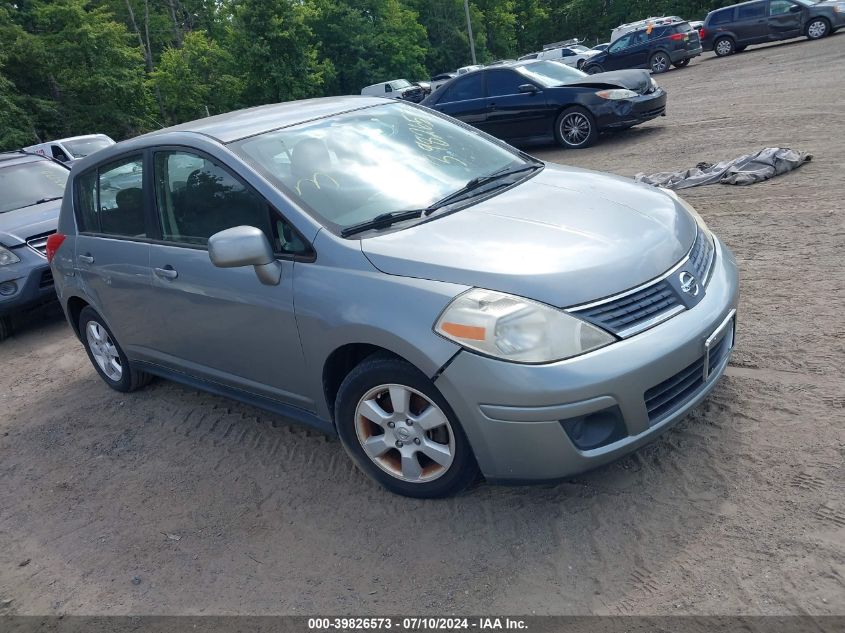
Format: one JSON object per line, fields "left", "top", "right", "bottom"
{"left": 789, "top": 4, "right": 801, "bottom": 12}
{"left": 518, "top": 83, "right": 538, "bottom": 93}
{"left": 208, "top": 225, "right": 282, "bottom": 286}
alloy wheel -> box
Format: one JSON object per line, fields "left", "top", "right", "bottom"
{"left": 807, "top": 20, "right": 827, "bottom": 39}
{"left": 354, "top": 383, "right": 455, "bottom": 483}
{"left": 560, "top": 112, "right": 592, "bottom": 147}
{"left": 715, "top": 39, "right": 733, "bottom": 56}
{"left": 651, "top": 53, "right": 669, "bottom": 73}
{"left": 86, "top": 321, "right": 123, "bottom": 382}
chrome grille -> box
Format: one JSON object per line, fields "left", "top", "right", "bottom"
{"left": 570, "top": 228, "right": 715, "bottom": 337}
{"left": 26, "top": 230, "right": 56, "bottom": 258}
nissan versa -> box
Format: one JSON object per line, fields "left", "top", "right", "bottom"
{"left": 49, "top": 97, "right": 738, "bottom": 497}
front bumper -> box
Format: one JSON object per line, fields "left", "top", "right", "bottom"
{"left": 435, "top": 236, "right": 739, "bottom": 482}
{"left": 594, "top": 88, "right": 667, "bottom": 129}
{"left": 0, "top": 245, "right": 56, "bottom": 317}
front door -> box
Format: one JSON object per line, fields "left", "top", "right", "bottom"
{"left": 604, "top": 32, "right": 650, "bottom": 70}
{"left": 73, "top": 154, "right": 157, "bottom": 351}
{"left": 483, "top": 69, "right": 550, "bottom": 141}
{"left": 734, "top": 1, "right": 770, "bottom": 43}
{"left": 433, "top": 73, "right": 488, "bottom": 129}
{"left": 767, "top": 0, "right": 804, "bottom": 38}
{"left": 143, "top": 149, "right": 315, "bottom": 411}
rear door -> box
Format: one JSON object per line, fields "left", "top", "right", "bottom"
{"left": 143, "top": 148, "right": 315, "bottom": 410}
{"left": 73, "top": 154, "right": 157, "bottom": 351}
{"left": 483, "top": 69, "right": 550, "bottom": 141}
{"left": 767, "top": 0, "right": 804, "bottom": 38}
{"left": 429, "top": 73, "right": 488, "bottom": 129}
{"left": 734, "top": 1, "right": 770, "bottom": 43}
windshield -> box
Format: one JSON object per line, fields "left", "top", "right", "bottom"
{"left": 793, "top": 0, "right": 819, "bottom": 5}
{"left": 515, "top": 61, "right": 588, "bottom": 87}
{"left": 0, "top": 160, "right": 68, "bottom": 213}
{"left": 63, "top": 136, "right": 113, "bottom": 158}
{"left": 231, "top": 102, "right": 525, "bottom": 232}
{"left": 389, "top": 79, "right": 411, "bottom": 90}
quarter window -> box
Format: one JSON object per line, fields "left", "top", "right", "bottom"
{"left": 152, "top": 151, "right": 307, "bottom": 255}
{"left": 75, "top": 155, "right": 147, "bottom": 238}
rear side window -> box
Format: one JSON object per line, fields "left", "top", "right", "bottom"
{"left": 738, "top": 2, "right": 766, "bottom": 19}
{"left": 153, "top": 150, "right": 308, "bottom": 255}
{"left": 439, "top": 73, "right": 484, "bottom": 103}
{"left": 75, "top": 155, "right": 147, "bottom": 238}
{"left": 710, "top": 8, "right": 735, "bottom": 24}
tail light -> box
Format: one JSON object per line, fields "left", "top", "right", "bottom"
{"left": 699, "top": 28, "right": 706, "bottom": 39}
{"left": 669, "top": 32, "right": 685, "bottom": 41}
{"left": 45, "top": 232, "right": 66, "bottom": 263}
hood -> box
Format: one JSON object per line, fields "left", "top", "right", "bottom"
{"left": 564, "top": 69, "right": 654, "bottom": 94}
{"left": 360, "top": 164, "right": 697, "bottom": 308}
{"left": 0, "top": 200, "right": 61, "bottom": 246}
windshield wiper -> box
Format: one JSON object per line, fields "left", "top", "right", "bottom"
{"left": 422, "top": 163, "right": 542, "bottom": 216}
{"left": 341, "top": 209, "right": 424, "bottom": 237}
{"left": 18, "top": 196, "right": 63, "bottom": 210}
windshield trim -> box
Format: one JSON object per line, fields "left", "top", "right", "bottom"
{"left": 227, "top": 101, "right": 538, "bottom": 239}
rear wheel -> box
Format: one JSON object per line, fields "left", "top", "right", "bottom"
{"left": 673, "top": 58, "right": 690, "bottom": 68}
{"left": 554, "top": 107, "right": 598, "bottom": 149}
{"left": 335, "top": 354, "right": 479, "bottom": 498}
{"left": 714, "top": 36, "right": 735, "bottom": 56}
{"left": 806, "top": 17, "right": 829, "bottom": 40}
{"left": 79, "top": 307, "right": 152, "bottom": 392}
{"left": 649, "top": 51, "right": 671, "bottom": 73}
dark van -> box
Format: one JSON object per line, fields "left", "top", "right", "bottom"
{"left": 701, "top": 0, "right": 844, "bottom": 56}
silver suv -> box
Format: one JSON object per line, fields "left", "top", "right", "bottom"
{"left": 50, "top": 97, "right": 738, "bottom": 497}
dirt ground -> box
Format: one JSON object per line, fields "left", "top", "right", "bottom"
{"left": 1, "top": 35, "right": 844, "bottom": 617}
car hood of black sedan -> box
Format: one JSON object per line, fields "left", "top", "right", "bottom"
{"left": 562, "top": 69, "right": 654, "bottom": 94}
{"left": 360, "top": 163, "right": 697, "bottom": 308}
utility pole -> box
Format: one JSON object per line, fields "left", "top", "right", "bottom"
{"left": 464, "top": 0, "right": 477, "bottom": 65}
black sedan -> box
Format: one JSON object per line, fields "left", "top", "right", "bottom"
{"left": 419, "top": 60, "right": 667, "bottom": 149}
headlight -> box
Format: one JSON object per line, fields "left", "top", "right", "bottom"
{"left": 835, "top": 2, "right": 844, "bottom": 12}
{"left": 661, "top": 188, "right": 710, "bottom": 233}
{"left": 435, "top": 289, "right": 615, "bottom": 364}
{"left": 0, "top": 245, "right": 21, "bottom": 266}
{"left": 595, "top": 88, "right": 638, "bottom": 100}
{"left": 650, "top": 77, "right": 659, "bottom": 89}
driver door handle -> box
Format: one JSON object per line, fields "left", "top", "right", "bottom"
{"left": 154, "top": 266, "right": 178, "bottom": 280}
{"left": 78, "top": 253, "right": 94, "bottom": 264}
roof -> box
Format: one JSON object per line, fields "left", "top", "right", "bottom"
{"left": 0, "top": 151, "right": 48, "bottom": 167}
{"left": 143, "top": 96, "right": 387, "bottom": 144}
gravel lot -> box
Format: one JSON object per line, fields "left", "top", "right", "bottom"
{"left": 1, "top": 36, "right": 844, "bottom": 616}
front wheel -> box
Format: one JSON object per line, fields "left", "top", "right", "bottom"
{"left": 714, "top": 36, "right": 735, "bottom": 56}
{"left": 650, "top": 51, "right": 671, "bottom": 73}
{"left": 335, "top": 354, "right": 479, "bottom": 498}
{"left": 673, "top": 58, "right": 690, "bottom": 68}
{"left": 79, "top": 306, "right": 152, "bottom": 392}
{"left": 554, "top": 107, "right": 598, "bottom": 149}
{"left": 584, "top": 64, "right": 603, "bottom": 75}
{"left": 806, "top": 17, "right": 829, "bottom": 40}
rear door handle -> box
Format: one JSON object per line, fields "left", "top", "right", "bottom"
{"left": 79, "top": 254, "right": 94, "bottom": 264}
{"left": 154, "top": 266, "right": 178, "bottom": 280}
{"left": 489, "top": 102, "right": 497, "bottom": 111}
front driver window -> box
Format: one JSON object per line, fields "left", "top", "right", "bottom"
{"left": 769, "top": 0, "right": 794, "bottom": 15}
{"left": 153, "top": 150, "right": 307, "bottom": 255}
{"left": 609, "top": 34, "right": 632, "bottom": 52}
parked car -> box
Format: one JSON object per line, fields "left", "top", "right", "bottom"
{"left": 486, "top": 59, "right": 517, "bottom": 66}
{"left": 536, "top": 45, "right": 601, "bottom": 69}
{"left": 420, "top": 60, "right": 666, "bottom": 149}
{"left": 49, "top": 97, "right": 736, "bottom": 497}
{"left": 429, "top": 72, "right": 457, "bottom": 91}
{"left": 585, "top": 18, "right": 702, "bottom": 74}
{"left": 0, "top": 152, "right": 70, "bottom": 340}
{"left": 414, "top": 80, "right": 432, "bottom": 96}
{"left": 457, "top": 65, "right": 484, "bottom": 75}
{"left": 592, "top": 42, "right": 611, "bottom": 51}
{"left": 360, "top": 79, "right": 425, "bottom": 102}
{"left": 611, "top": 16, "right": 685, "bottom": 42}
{"left": 23, "top": 134, "right": 115, "bottom": 164}
{"left": 701, "top": 0, "right": 843, "bottom": 56}
{"left": 517, "top": 52, "right": 539, "bottom": 60}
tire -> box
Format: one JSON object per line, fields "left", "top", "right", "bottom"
{"left": 649, "top": 51, "right": 671, "bottom": 73}
{"left": 335, "top": 354, "right": 479, "bottom": 498}
{"left": 673, "top": 58, "right": 690, "bottom": 68}
{"left": 576, "top": 58, "right": 585, "bottom": 69}
{"left": 554, "top": 106, "right": 598, "bottom": 149}
{"left": 806, "top": 17, "right": 829, "bottom": 40}
{"left": 714, "top": 36, "right": 735, "bottom": 57}
{"left": 0, "top": 315, "right": 10, "bottom": 342}
{"left": 584, "top": 64, "right": 603, "bottom": 75}
{"left": 78, "top": 307, "right": 152, "bottom": 392}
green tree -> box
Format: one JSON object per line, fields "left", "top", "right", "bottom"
{"left": 149, "top": 30, "right": 243, "bottom": 124}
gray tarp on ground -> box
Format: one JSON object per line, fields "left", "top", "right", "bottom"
{"left": 634, "top": 147, "right": 812, "bottom": 190}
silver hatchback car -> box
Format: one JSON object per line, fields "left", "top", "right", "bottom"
{"left": 49, "top": 97, "right": 738, "bottom": 497}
